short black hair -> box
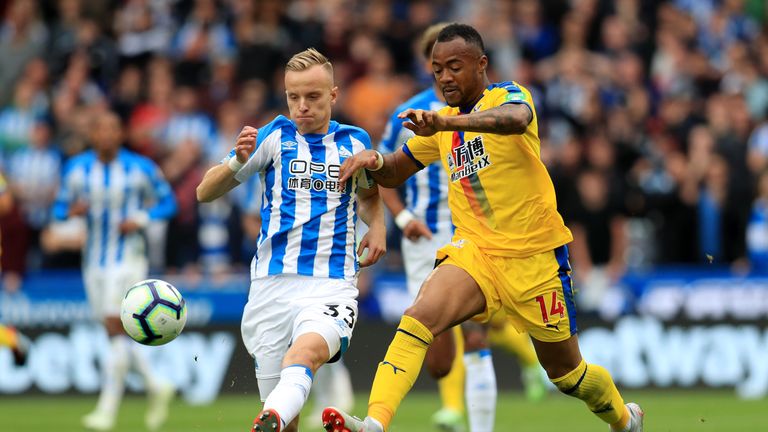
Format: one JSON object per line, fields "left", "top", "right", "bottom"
{"left": 436, "top": 23, "right": 485, "bottom": 54}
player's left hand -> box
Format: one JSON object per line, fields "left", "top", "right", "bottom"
{"left": 119, "top": 220, "right": 142, "bottom": 234}
{"left": 358, "top": 224, "right": 386, "bottom": 267}
{"left": 338, "top": 149, "right": 381, "bottom": 191}
{"left": 398, "top": 109, "right": 446, "bottom": 136}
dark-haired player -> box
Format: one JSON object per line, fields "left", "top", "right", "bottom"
{"left": 323, "top": 23, "right": 643, "bottom": 432}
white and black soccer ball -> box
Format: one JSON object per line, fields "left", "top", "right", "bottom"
{"left": 120, "top": 279, "right": 187, "bottom": 346}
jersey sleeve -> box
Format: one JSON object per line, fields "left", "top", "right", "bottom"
{"left": 139, "top": 158, "right": 177, "bottom": 221}
{"left": 52, "top": 159, "right": 83, "bottom": 220}
{"left": 349, "top": 127, "right": 372, "bottom": 152}
{"left": 348, "top": 126, "right": 376, "bottom": 189}
{"left": 491, "top": 82, "right": 535, "bottom": 117}
{"left": 402, "top": 133, "right": 440, "bottom": 169}
{"left": 229, "top": 117, "right": 284, "bottom": 183}
{"left": 240, "top": 174, "right": 263, "bottom": 216}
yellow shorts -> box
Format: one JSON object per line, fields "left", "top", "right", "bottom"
{"left": 435, "top": 237, "right": 577, "bottom": 343}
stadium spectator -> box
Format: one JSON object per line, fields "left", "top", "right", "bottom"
{"left": 170, "top": 0, "right": 236, "bottom": 87}
{"left": 0, "top": 80, "right": 41, "bottom": 159}
{"left": 159, "top": 85, "right": 213, "bottom": 275}
{"left": 0, "top": 0, "right": 47, "bottom": 106}
{"left": 114, "top": 0, "right": 173, "bottom": 67}
{"left": 747, "top": 170, "right": 768, "bottom": 273}
{"left": 343, "top": 41, "right": 409, "bottom": 141}
{"left": 5, "top": 119, "right": 60, "bottom": 271}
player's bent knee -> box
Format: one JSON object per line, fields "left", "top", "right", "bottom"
{"left": 286, "top": 320, "right": 345, "bottom": 371}
{"left": 403, "top": 305, "right": 443, "bottom": 336}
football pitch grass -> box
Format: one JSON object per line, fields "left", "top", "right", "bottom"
{"left": 1, "top": 389, "right": 764, "bottom": 431}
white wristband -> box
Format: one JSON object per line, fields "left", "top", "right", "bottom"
{"left": 228, "top": 157, "right": 244, "bottom": 172}
{"left": 395, "top": 209, "right": 416, "bottom": 230}
{"left": 371, "top": 151, "right": 384, "bottom": 171}
{"left": 131, "top": 211, "right": 150, "bottom": 228}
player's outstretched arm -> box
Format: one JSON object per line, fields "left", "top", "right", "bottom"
{"left": 442, "top": 104, "right": 532, "bottom": 135}
{"left": 196, "top": 126, "right": 257, "bottom": 202}
{"left": 400, "top": 105, "right": 531, "bottom": 136}
{"left": 356, "top": 186, "right": 386, "bottom": 267}
{"left": 338, "top": 148, "right": 420, "bottom": 189}
{"left": 196, "top": 164, "right": 241, "bottom": 202}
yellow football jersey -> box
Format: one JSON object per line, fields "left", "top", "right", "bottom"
{"left": 403, "top": 81, "right": 573, "bottom": 257}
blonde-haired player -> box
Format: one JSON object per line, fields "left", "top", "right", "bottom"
{"left": 198, "top": 48, "right": 386, "bottom": 432}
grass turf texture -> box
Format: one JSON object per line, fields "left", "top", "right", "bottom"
{"left": 1, "top": 390, "right": 763, "bottom": 431}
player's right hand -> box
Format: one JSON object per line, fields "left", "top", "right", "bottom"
{"left": 235, "top": 126, "right": 258, "bottom": 163}
{"left": 403, "top": 219, "right": 433, "bottom": 241}
{"left": 398, "top": 108, "right": 445, "bottom": 136}
{"left": 338, "top": 149, "right": 380, "bottom": 191}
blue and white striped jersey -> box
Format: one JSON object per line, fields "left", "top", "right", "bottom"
{"left": 8, "top": 147, "right": 61, "bottom": 228}
{"left": 236, "top": 172, "right": 264, "bottom": 216}
{"left": 53, "top": 149, "right": 177, "bottom": 270}
{"left": 0, "top": 107, "right": 35, "bottom": 156}
{"left": 379, "top": 87, "right": 451, "bottom": 235}
{"left": 226, "top": 115, "right": 371, "bottom": 281}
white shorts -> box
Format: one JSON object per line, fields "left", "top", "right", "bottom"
{"left": 401, "top": 229, "right": 454, "bottom": 298}
{"left": 84, "top": 261, "right": 149, "bottom": 319}
{"left": 241, "top": 274, "right": 358, "bottom": 401}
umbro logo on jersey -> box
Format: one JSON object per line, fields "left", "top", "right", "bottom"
{"left": 282, "top": 141, "right": 298, "bottom": 150}
{"left": 338, "top": 147, "right": 353, "bottom": 158}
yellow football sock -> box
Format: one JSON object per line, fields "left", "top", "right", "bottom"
{"left": 488, "top": 321, "right": 538, "bottom": 367}
{"left": 437, "top": 326, "right": 465, "bottom": 413}
{"left": 0, "top": 324, "right": 17, "bottom": 348}
{"left": 551, "top": 360, "right": 629, "bottom": 427}
{"left": 368, "top": 315, "right": 434, "bottom": 430}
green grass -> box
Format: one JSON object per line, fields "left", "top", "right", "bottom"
{"left": 1, "top": 390, "right": 764, "bottom": 432}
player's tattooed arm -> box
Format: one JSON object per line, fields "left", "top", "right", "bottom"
{"left": 444, "top": 104, "right": 532, "bottom": 135}
{"left": 370, "top": 151, "right": 420, "bottom": 187}
{"left": 399, "top": 105, "right": 531, "bottom": 136}
{"left": 337, "top": 149, "right": 419, "bottom": 189}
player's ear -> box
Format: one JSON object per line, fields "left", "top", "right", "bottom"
{"left": 330, "top": 86, "right": 339, "bottom": 106}
{"left": 478, "top": 55, "right": 488, "bottom": 74}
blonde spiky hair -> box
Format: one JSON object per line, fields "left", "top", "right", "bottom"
{"left": 286, "top": 48, "right": 333, "bottom": 77}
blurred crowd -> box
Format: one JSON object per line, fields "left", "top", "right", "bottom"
{"left": 1, "top": 0, "right": 767, "bottom": 298}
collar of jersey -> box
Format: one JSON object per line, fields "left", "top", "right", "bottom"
{"left": 458, "top": 87, "right": 492, "bottom": 114}
{"left": 458, "top": 82, "right": 512, "bottom": 114}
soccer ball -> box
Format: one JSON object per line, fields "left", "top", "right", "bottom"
{"left": 120, "top": 279, "right": 187, "bottom": 346}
